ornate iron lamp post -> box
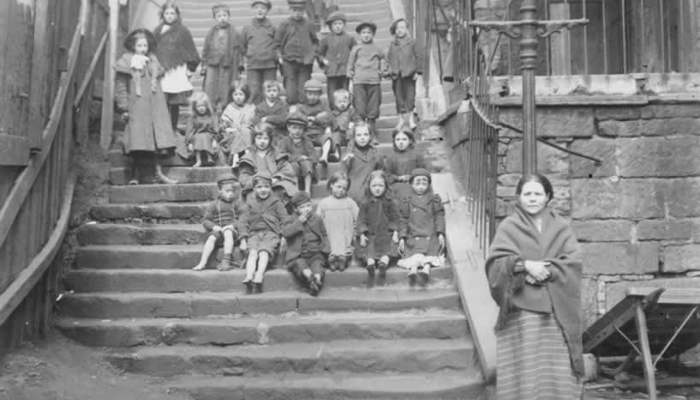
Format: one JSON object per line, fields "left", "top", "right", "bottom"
{"left": 470, "top": 0, "right": 587, "bottom": 174}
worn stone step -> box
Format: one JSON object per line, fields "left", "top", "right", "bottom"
{"left": 169, "top": 371, "right": 485, "bottom": 400}
{"left": 55, "top": 310, "right": 469, "bottom": 347}
{"left": 90, "top": 201, "right": 209, "bottom": 222}
{"left": 64, "top": 267, "right": 453, "bottom": 293}
{"left": 58, "top": 288, "right": 460, "bottom": 318}
{"left": 76, "top": 223, "right": 204, "bottom": 246}
{"left": 106, "top": 338, "right": 473, "bottom": 378}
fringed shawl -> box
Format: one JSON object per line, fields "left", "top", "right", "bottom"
{"left": 485, "top": 204, "right": 584, "bottom": 376}
{"left": 154, "top": 21, "right": 200, "bottom": 72}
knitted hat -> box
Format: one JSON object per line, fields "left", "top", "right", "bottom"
{"left": 286, "top": 111, "right": 307, "bottom": 127}
{"left": 212, "top": 3, "right": 230, "bottom": 17}
{"left": 355, "top": 21, "right": 377, "bottom": 34}
{"left": 251, "top": 0, "right": 271, "bottom": 9}
{"left": 252, "top": 172, "right": 273, "bottom": 186}
{"left": 389, "top": 18, "right": 407, "bottom": 35}
{"left": 409, "top": 168, "right": 431, "bottom": 183}
{"left": 303, "top": 79, "right": 323, "bottom": 92}
{"left": 325, "top": 11, "right": 346, "bottom": 26}
{"left": 290, "top": 191, "right": 312, "bottom": 208}
{"left": 287, "top": 0, "right": 306, "bottom": 9}
{"left": 217, "top": 174, "right": 239, "bottom": 187}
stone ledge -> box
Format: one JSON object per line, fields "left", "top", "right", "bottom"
{"left": 581, "top": 242, "right": 659, "bottom": 274}
{"left": 572, "top": 220, "right": 633, "bottom": 242}
{"left": 663, "top": 244, "right": 700, "bottom": 273}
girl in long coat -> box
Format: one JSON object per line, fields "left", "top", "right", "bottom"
{"left": 385, "top": 129, "right": 425, "bottom": 201}
{"left": 115, "top": 29, "right": 178, "bottom": 184}
{"left": 341, "top": 121, "right": 383, "bottom": 203}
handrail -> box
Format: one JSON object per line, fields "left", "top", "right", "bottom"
{"left": 0, "top": 172, "right": 76, "bottom": 326}
{"left": 0, "top": 1, "right": 86, "bottom": 251}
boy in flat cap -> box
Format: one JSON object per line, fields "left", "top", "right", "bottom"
{"left": 241, "top": 0, "right": 278, "bottom": 104}
{"left": 282, "top": 191, "right": 329, "bottom": 296}
{"left": 193, "top": 174, "right": 247, "bottom": 271}
{"left": 278, "top": 111, "right": 318, "bottom": 195}
{"left": 296, "top": 79, "right": 335, "bottom": 163}
{"left": 318, "top": 11, "right": 356, "bottom": 109}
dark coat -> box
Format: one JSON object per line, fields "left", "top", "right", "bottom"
{"left": 387, "top": 36, "right": 423, "bottom": 78}
{"left": 398, "top": 191, "right": 445, "bottom": 256}
{"left": 278, "top": 136, "right": 318, "bottom": 164}
{"left": 342, "top": 145, "right": 384, "bottom": 202}
{"left": 241, "top": 18, "right": 278, "bottom": 70}
{"left": 242, "top": 194, "right": 288, "bottom": 235}
{"left": 385, "top": 147, "right": 426, "bottom": 200}
{"left": 202, "top": 22, "right": 242, "bottom": 67}
{"left": 114, "top": 53, "right": 176, "bottom": 154}
{"left": 319, "top": 31, "right": 356, "bottom": 76}
{"left": 282, "top": 213, "right": 330, "bottom": 262}
{"left": 153, "top": 21, "right": 200, "bottom": 71}
{"left": 202, "top": 197, "right": 247, "bottom": 237}
{"left": 254, "top": 99, "right": 289, "bottom": 128}
{"left": 238, "top": 147, "right": 298, "bottom": 196}
{"left": 275, "top": 17, "right": 318, "bottom": 65}
{"left": 357, "top": 196, "right": 399, "bottom": 258}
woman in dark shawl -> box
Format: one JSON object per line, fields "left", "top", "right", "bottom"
{"left": 485, "top": 174, "right": 583, "bottom": 400}
{"left": 153, "top": 1, "right": 200, "bottom": 131}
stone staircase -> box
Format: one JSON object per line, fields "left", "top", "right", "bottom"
{"left": 55, "top": 0, "right": 488, "bottom": 398}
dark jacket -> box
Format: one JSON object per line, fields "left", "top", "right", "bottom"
{"left": 254, "top": 99, "right": 289, "bottom": 128}
{"left": 238, "top": 147, "right": 298, "bottom": 196}
{"left": 385, "top": 147, "right": 426, "bottom": 199}
{"left": 347, "top": 41, "right": 386, "bottom": 84}
{"left": 278, "top": 136, "right": 319, "bottom": 163}
{"left": 241, "top": 194, "right": 288, "bottom": 235}
{"left": 282, "top": 213, "right": 331, "bottom": 261}
{"left": 241, "top": 18, "right": 278, "bottom": 70}
{"left": 202, "top": 197, "right": 246, "bottom": 237}
{"left": 202, "top": 22, "right": 242, "bottom": 67}
{"left": 399, "top": 192, "right": 445, "bottom": 238}
{"left": 386, "top": 36, "right": 423, "bottom": 78}
{"left": 275, "top": 17, "right": 318, "bottom": 65}
{"left": 342, "top": 145, "right": 384, "bottom": 202}
{"left": 153, "top": 21, "right": 200, "bottom": 71}
{"left": 357, "top": 195, "right": 399, "bottom": 258}
{"left": 319, "top": 31, "right": 356, "bottom": 76}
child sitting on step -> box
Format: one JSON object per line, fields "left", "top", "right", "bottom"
{"left": 220, "top": 82, "right": 255, "bottom": 168}
{"left": 316, "top": 172, "right": 359, "bottom": 271}
{"left": 184, "top": 92, "right": 219, "bottom": 167}
{"left": 398, "top": 168, "right": 446, "bottom": 287}
{"left": 385, "top": 129, "right": 425, "bottom": 201}
{"left": 329, "top": 89, "right": 356, "bottom": 153}
{"left": 387, "top": 18, "right": 422, "bottom": 131}
{"left": 282, "top": 191, "right": 329, "bottom": 296}
{"left": 241, "top": 172, "right": 288, "bottom": 294}
{"left": 356, "top": 170, "right": 400, "bottom": 287}
{"left": 254, "top": 80, "right": 290, "bottom": 145}
{"left": 193, "top": 175, "right": 247, "bottom": 271}
{"left": 296, "top": 79, "right": 335, "bottom": 163}
{"left": 278, "top": 111, "right": 318, "bottom": 195}
{"left": 341, "top": 121, "right": 384, "bottom": 203}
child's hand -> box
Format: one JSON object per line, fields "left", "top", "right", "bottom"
{"left": 187, "top": 143, "right": 194, "bottom": 152}
{"left": 398, "top": 238, "right": 405, "bottom": 255}
{"left": 359, "top": 234, "right": 368, "bottom": 248}
{"left": 413, "top": 73, "right": 421, "bottom": 81}
{"left": 322, "top": 57, "right": 329, "bottom": 66}
{"left": 392, "top": 231, "right": 399, "bottom": 243}
{"left": 279, "top": 237, "right": 287, "bottom": 251}
{"left": 212, "top": 225, "right": 223, "bottom": 232}
{"left": 399, "top": 175, "right": 410, "bottom": 182}
{"left": 307, "top": 116, "right": 316, "bottom": 122}
{"left": 212, "top": 140, "right": 219, "bottom": 150}
{"left": 239, "top": 238, "right": 247, "bottom": 251}
{"left": 438, "top": 234, "right": 446, "bottom": 253}
{"left": 121, "top": 112, "right": 129, "bottom": 122}
{"left": 342, "top": 153, "right": 353, "bottom": 162}
{"left": 278, "top": 57, "right": 285, "bottom": 66}
{"left": 200, "top": 68, "right": 207, "bottom": 76}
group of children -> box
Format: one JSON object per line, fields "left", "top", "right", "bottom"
{"left": 116, "top": 0, "right": 438, "bottom": 296}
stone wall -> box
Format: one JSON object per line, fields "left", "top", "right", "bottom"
{"left": 495, "top": 101, "right": 700, "bottom": 325}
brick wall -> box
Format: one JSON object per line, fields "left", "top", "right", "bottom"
{"left": 495, "top": 102, "right": 700, "bottom": 325}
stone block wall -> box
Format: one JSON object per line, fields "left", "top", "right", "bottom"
{"left": 495, "top": 101, "right": 700, "bottom": 325}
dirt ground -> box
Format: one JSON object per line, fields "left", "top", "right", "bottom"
{"left": 0, "top": 333, "right": 188, "bottom": 400}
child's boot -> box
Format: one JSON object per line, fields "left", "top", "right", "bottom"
{"left": 366, "top": 260, "right": 376, "bottom": 289}
{"left": 417, "top": 263, "right": 431, "bottom": 287}
{"left": 253, "top": 282, "right": 263, "bottom": 294}
{"left": 217, "top": 253, "right": 235, "bottom": 271}
{"left": 376, "top": 259, "right": 388, "bottom": 286}
{"left": 408, "top": 111, "right": 418, "bottom": 130}
{"left": 408, "top": 265, "right": 418, "bottom": 288}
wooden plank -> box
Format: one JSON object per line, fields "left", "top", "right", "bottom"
{"left": 27, "top": 0, "right": 51, "bottom": 150}
{"left": 100, "top": 0, "right": 119, "bottom": 150}
{"left": 0, "top": 10, "right": 84, "bottom": 252}
{"left": 0, "top": 173, "right": 76, "bottom": 326}
{"left": 0, "top": 135, "right": 30, "bottom": 166}
{"left": 74, "top": 31, "right": 108, "bottom": 108}
{"left": 635, "top": 303, "right": 658, "bottom": 400}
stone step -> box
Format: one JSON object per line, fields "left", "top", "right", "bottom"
{"left": 105, "top": 338, "right": 473, "bottom": 377}
{"left": 64, "top": 267, "right": 454, "bottom": 293}
{"left": 90, "top": 201, "right": 209, "bottom": 222}
{"left": 59, "top": 288, "right": 460, "bottom": 318}
{"left": 76, "top": 223, "right": 204, "bottom": 246}
{"left": 169, "top": 371, "right": 484, "bottom": 400}
{"left": 55, "top": 310, "right": 469, "bottom": 347}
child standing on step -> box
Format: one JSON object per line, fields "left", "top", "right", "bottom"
{"left": 184, "top": 92, "right": 219, "bottom": 167}
{"left": 278, "top": 111, "right": 318, "bottom": 195}
{"left": 385, "top": 129, "right": 425, "bottom": 201}
{"left": 275, "top": 0, "right": 319, "bottom": 105}
{"left": 241, "top": 0, "right": 278, "bottom": 105}
{"left": 356, "top": 170, "right": 400, "bottom": 287}
{"left": 297, "top": 79, "right": 334, "bottom": 163}
{"left": 254, "top": 80, "right": 290, "bottom": 145}
{"left": 283, "top": 191, "right": 329, "bottom": 296}
{"left": 241, "top": 173, "right": 288, "bottom": 294}
{"left": 398, "top": 168, "right": 446, "bottom": 287}
{"left": 316, "top": 172, "right": 359, "bottom": 271}
{"left": 329, "top": 89, "right": 356, "bottom": 154}
{"left": 387, "top": 18, "right": 423, "bottom": 131}
{"left": 341, "top": 121, "right": 384, "bottom": 203}
{"left": 347, "top": 21, "right": 386, "bottom": 138}
{"left": 193, "top": 175, "right": 247, "bottom": 271}
{"left": 220, "top": 83, "right": 256, "bottom": 168}
{"left": 318, "top": 11, "right": 355, "bottom": 109}
{"left": 201, "top": 4, "right": 243, "bottom": 113}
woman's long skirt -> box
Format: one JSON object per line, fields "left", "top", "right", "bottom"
{"left": 497, "top": 310, "right": 582, "bottom": 400}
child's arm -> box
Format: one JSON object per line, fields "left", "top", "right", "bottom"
{"left": 433, "top": 193, "right": 446, "bottom": 236}
{"left": 201, "top": 202, "right": 220, "bottom": 232}
{"left": 234, "top": 201, "right": 249, "bottom": 240}
{"left": 318, "top": 37, "right": 329, "bottom": 65}
{"left": 355, "top": 202, "right": 369, "bottom": 239}
{"left": 273, "top": 21, "right": 287, "bottom": 64}
{"left": 414, "top": 39, "right": 425, "bottom": 76}
{"left": 346, "top": 46, "right": 359, "bottom": 79}
{"left": 114, "top": 73, "right": 130, "bottom": 117}
{"left": 305, "top": 140, "right": 319, "bottom": 164}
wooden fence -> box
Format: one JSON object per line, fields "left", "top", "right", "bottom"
{"left": 0, "top": 0, "right": 113, "bottom": 353}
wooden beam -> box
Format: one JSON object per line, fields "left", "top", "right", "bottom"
{"left": 27, "top": 0, "right": 51, "bottom": 151}
{"left": 0, "top": 135, "right": 30, "bottom": 166}
{"left": 100, "top": 0, "right": 119, "bottom": 150}
{"left": 0, "top": 173, "right": 75, "bottom": 327}
{"left": 73, "top": 30, "right": 108, "bottom": 108}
